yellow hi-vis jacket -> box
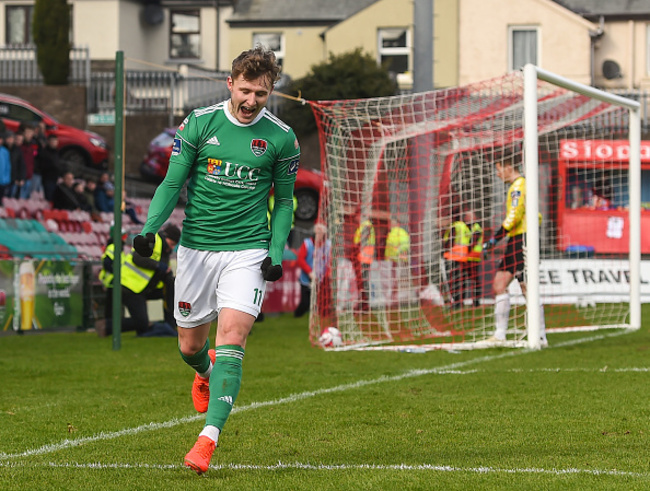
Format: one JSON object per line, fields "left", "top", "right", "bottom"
{"left": 443, "top": 221, "right": 471, "bottom": 262}
{"left": 98, "top": 243, "right": 126, "bottom": 288}
{"left": 384, "top": 226, "right": 410, "bottom": 262}
{"left": 466, "top": 222, "right": 484, "bottom": 262}
{"left": 353, "top": 219, "right": 375, "bottom": 265}
{"left": 268, "top": 194, "right": 298, "bottom": 228}
{"left": 121, "top": 233, "right": 164, "bottom": 294}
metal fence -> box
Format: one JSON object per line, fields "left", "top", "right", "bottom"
{"left": 1, "top": 45, "right": 646, "bottom": 127}
{"left": 88, "top": 66, "right": 288, "bottom": 124}
{"left": 0, "top": 44, "right": 91, "bottom": 86}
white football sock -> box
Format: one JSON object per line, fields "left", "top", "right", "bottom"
{"left": 198, "top": 361, "right": 213, "bottom": 380}
{"left": 494, "top": 293, "right": 510, "bottom": 340}
{"left": 199, "top": 425, "right": 220, "bottom": 443}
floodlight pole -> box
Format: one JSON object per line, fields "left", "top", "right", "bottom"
{"left": 112, "top": 50, "right": 125, "bottom": 351}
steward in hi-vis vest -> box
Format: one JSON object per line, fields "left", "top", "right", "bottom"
{"left": 119, "top": 224, "right": 180, "bottom": 336}
{"left": 354, "top": 219, "right": 375, "bottom": 265}
{"left": 443, "top": 221, "right": 471, "bottom": 262}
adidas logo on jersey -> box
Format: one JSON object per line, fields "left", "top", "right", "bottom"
{"left": 207, "top": 136, "right": 220, "bottom": 146}
{"left": 217, "top": 395, "right": 233, "bottom": 406}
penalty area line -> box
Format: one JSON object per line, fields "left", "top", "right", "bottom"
{"left": 0, "top": 460, "right": 648, "bottom": 479}
{"left": 0, "top": 329, "right": 632, "bottom": 462}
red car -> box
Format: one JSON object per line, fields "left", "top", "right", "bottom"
{"left": 140, "top": 128, "right": 323, "bottom": 221}
{"left": 0, "top": 93, "right": 109, "bottom": 169}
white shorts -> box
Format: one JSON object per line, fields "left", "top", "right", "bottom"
{"left": 174, "top": 246, "right": 268, "bottom": 328}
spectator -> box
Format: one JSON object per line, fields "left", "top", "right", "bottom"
{"left": 29, "top": 122, "right": 45, "bottom": 197}
{"left": 312, "top": 222, "right": 332, "bottom": 318}
{"left": 95, "top": 172, "right": 115, "bottom": 212}
{"left": 73, "top": 180, "right": 92, "bottom": 213}
{"left": 122, "top": 190, "right": 143, "bottom": 225}
{"left": 83, "top": 178, "right": 102, "bottom": 220}
{"left": 52, "top": 171, "right": 83, "bottom": 211}
{"left": 294, "top": 230, "right": 316, "bottom": 318}
{"left": 0, "top": 133, "right": 11, "bottom": 200}
{"left": 37, "top": 134, "right": 62, "bottom": 202}
{"left": 34, "top": 121, "right": 47, "bottom": 149}
{"left": 7, "top": 131, "right": 25, "bottom": 199}
{"left": 18, "top": 123, "right": 36, "bottom": 199}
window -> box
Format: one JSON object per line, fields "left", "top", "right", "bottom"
{"left": 6, "top": 5, "right": 33, "bottom": 45}
{"left": 170, "top": 10, "right": 200, "bottom": 59}
{"left": 0, "top": 101, "right": 41, "bottom": 125}
{"left": 252, "top": 33, "right": 284, "bottom": 67}
{"left": 378, "top": 28, "right": 410, "bottom": 74}
{"left": 509, "top": 27, "right": 538, "bottom": 71}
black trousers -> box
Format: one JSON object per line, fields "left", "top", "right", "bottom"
{"left": 106, "top": 273, "right": 175, "bottom": 335}
{"left": 294, "top": 284, "right": 311, "bottom": 318}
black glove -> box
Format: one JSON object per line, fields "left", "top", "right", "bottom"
{"left": 482, "top": 237, "right": 497, "bottom": 251}
{"left": 261, "top": 257, "right": 283, "bottom": 281}
{"left": 133, "top": 232, "right": 156, "bottom": 257}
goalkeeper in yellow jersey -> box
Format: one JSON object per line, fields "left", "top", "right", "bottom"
{"left": 483, "top": 152, "right": 547, "bottom": 346}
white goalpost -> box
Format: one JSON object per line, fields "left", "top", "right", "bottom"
{"left": 523, "top": 64, "right": 641, "bottom": 349}
{"left": 307, "top": 66, "right": 642, "bottom": 351}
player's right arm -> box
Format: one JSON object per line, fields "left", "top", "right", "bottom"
{"left": 141, "top": 114, "right": 198, "bottom": 237}
{"left": 134, "top": 115, "right": 197, "bottom": 257}
{"left": 140, "top": 162, "right": 190, "bottom": 236}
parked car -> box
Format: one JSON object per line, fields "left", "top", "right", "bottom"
{"left": 140, "top": 127, "right": 323, "bottom": 221}
{"left": 0, "top": 93, "right": 109, "bottom": 169}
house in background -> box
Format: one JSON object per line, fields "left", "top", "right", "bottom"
{"left": 0, "top": 0, "right": 460, "bottom": 91}
{"left": 0, "top": 0, "right": 236, "bottom": 72}
{"left": 227, "top": 0, "right": 459, "bottom": 90}
{"left": 2, "top": 0, "right": 650, "bottom": 93}
{"left": 459, "top": 0, "right": 650, "bottom": 91}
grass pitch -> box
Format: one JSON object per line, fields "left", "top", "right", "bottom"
{"left": 1, "top": 309, "right": 650, "bottom": 490}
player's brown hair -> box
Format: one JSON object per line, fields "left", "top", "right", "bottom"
{"left": 231, "top": 46, "right": 282, "bottom": 87}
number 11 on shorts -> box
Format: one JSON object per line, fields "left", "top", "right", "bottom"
{"left": 253, "top": 288, "right": 264, "bottom": 306}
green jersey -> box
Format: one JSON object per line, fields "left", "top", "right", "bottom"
{"left": 142, "top": 101, "right": 300, "bottom": 261}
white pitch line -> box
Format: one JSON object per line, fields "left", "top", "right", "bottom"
{"left": 0, "top": 461, "right": 648, "bottom": 479}
{"left": 0, "top": 328, "right": 634, "bottom": 462}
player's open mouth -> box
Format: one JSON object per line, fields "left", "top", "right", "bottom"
{"left": 241, "top": 106, "right": 256, "bottom": 116}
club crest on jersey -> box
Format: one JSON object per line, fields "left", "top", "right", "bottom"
{"left": 207, "top": 158, "right": 223, "bottom": 175}
{"left": 288, "top": 158, "right": 300, "bottom": 175}
{"left": 178, "top": 301, "right": 191, "bottom": 317}
{"left": 251, "top": 139, "right": 268, "bottom": 157}
{"left": 172, "top": 138, "right": 182, "bottom": 156}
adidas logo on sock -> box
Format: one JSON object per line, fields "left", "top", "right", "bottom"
{"left": 217, "top": 395, "right": 233, "bottom": 406}
{"left": 207, "top": 136, "right": 220, "bottom": 146}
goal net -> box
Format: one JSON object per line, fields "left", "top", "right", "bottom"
{"left": 307, "top": 66, "right": 641, "bottom": 350}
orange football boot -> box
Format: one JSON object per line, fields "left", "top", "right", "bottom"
{"left": 191, "top": 349, "right": 216, "bottom": 413}
{"left": 184, "top": 435, "right": 216, "bottom": 475}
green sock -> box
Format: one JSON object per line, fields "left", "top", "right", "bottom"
{"left": 179, "top": 339, "right": 211, "bottom": 374}
{"left": 205, "top": 345, "right": 244, "bottom": 430}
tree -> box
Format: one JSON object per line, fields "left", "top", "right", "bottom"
{"left": 33, "top": 0, "right": 71, "bottom": 85}
{"left": 280, "top": 49, "right": 397, "bottom": 138}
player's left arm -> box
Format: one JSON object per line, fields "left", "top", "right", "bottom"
{"left": 268, "top": 134, "right": 300, "bottom": 267}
